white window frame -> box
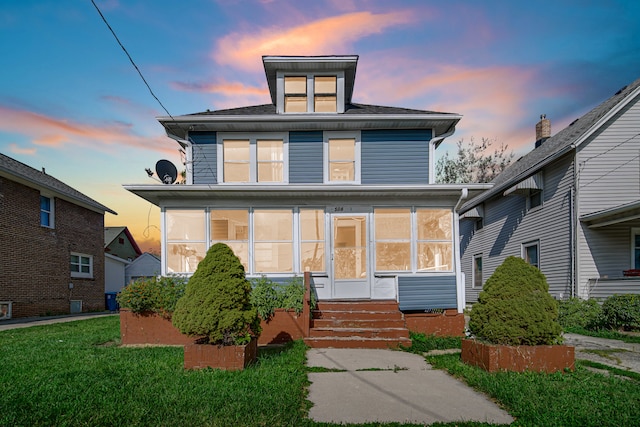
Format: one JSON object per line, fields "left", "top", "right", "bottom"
{"left": 631, "top": 228, "right": 640, "bottom": 269}
{"left": 323, "top": 131, "right": 361, "bottom": 184}
{"left": 522, "top": 240, "right": 540, "bottom": 269}
{"left": 472, "top": 254, "right": 483, "bottom": 289}
{"left": 70, "top": 252, "right": 93, "bottom": 279}
{"left": 40, "top": 194, "right": 54, "bottom": 228}
{"left": 276, "top": 71, "right": 345, "bottom": 114}
{"left": 217, "top": 132, "right": 288, "bottom": 184}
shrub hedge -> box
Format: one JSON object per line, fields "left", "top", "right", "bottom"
{"left": 249, "top": 276, "right": 316, "bottom": 321}
{"left": 600, "top": 294, "right": 640, "bottom": 331}
{"left": 116, "top": 276, "right": 187, "bottom": 319}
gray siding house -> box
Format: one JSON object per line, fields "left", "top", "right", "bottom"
{"left": 125, "top": 55, "right": 490, "bottom": 314}
{"left": 460, "top": 77, "right": 640, "bottom": 302}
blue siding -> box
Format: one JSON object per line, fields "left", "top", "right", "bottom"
{"left": 189, "top": 132, "right": 217, "bottom": 184}
{"left": 361, "top": 130, "right": 432, "bottom": 184}
{"left": 398, "top": 275, "right": 457, "bottom": 310}
{"left": 289, "top": 131, "right": 323, "bottom": 183}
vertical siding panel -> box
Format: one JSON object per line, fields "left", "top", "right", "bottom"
{"left": 361, "top": 130, "right": 432, "bottom": 184}
{"left": 189, "top": 132, "right": 217, "bottom": 184}
{"left": 289, "top": 131, "right": 323, "bottom": 183}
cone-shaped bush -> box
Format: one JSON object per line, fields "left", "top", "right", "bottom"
{"left": 172, "top": 243, "right": 261, "bottom": 345}
{"left": 468, "top": 256, "right": 562, "bottom": 346}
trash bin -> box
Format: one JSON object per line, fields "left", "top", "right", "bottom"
{"left": 105, "top": 292, "right": 119, "bottom": 312}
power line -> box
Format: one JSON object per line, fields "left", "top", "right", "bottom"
{"left": 91, "top": 0, "right": 174, "bottom": 120}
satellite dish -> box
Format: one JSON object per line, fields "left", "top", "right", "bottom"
{"left": 155, "top": 160, "right": 178, "bottom": 184}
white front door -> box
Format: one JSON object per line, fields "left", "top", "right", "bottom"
{"left": 331, "top": 214, "right": 370, "bottom": 299}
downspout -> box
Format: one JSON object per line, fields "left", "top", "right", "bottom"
{"left": 430, "top": 126, "right": 457, "bottom": 184}
{"left": 571, "top": 146, "right": 578, "bottom": 298}
{"left": 453, "top": 188, "right": 469, "bottom": 313}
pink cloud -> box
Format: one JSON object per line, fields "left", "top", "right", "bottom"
{"left": 214, "top": 10, "right": 416, "bottom": 72}
{"left": 8, "top": 143, "right": 36, "bottom": 155}
{"left": 171, "top": 79, "right": 269, "bottom": 97}
{"left": 0, "top": 105, "right": 176, "bottom": 156}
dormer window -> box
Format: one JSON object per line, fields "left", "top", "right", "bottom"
{"left": 283, "top": 75, "right": 338, "bottom": 113}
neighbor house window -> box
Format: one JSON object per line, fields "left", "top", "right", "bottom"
{"left": 300, "top": 209, "right": 325, "bottom": 272}
{"left": 284, "top": 76, "right": 307, "bottom": 112}
{"left": 210, "top": 210, "right": 249, "bottom": 270}
{"left": 633, "top": 229, "right": 640, "bottom": 269}
{"left": 40, "top": 195, "right": 53, "bottom": 227}
{"left": 220, "top": 135, "right": 287, "bottom": 183}
{"left": 70, "top": 253, "right": 93, "bottom": 278}
{"left": 523, "top": 241, "right": 540, "bottom": 269}
{"left": 165, "top": 209, "right": 206, "bottom": 273}
{"left": 374, "top": 208, "right": 411, "bottom": 271}
{"left": 417, "top": 209, "right": 453, "bottom": 271}
{"left": 473, "top": 255, "right": 483, "bottom": 288}
{"left": 253, "top": 209, "right": 293, "bottom": 273}
{"left": 528, "top": 189, "right": 543, "bottom": 210}
{"left": 314, "top": 76, "right": 337, "bottom": 112}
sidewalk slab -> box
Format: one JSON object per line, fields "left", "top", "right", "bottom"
{"left": 307, "top": 348, "right": 514, "bottom": 425}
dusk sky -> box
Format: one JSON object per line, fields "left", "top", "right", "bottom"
{"left": 1, "top": 0, "right": 639, "bottom": 252}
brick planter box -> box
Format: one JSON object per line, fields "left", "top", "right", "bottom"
{"left": 461, "top": 338, "right": 575, "bottom": 373}
{"left": 119, "top": 309, "right": 192, "bottom": 346}
{"left": 258, "top": 309, "right": 307, "bottom": 345}
{"left": 404, "top": 309, "right": 465, "bottom": 336}
{"left": 184, "top": 338, "right": 258, "bottom": 370}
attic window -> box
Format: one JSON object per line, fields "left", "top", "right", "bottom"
{"left": 314, "top": 76, "right": 337, "bottom": 112}
{"left": 283, "top": 75, "right": 338, "bottom": 113}
{"left": 284, "top": 76, "right": 307, "bottom": 112}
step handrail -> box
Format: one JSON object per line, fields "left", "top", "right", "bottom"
{"left": 303, "top": 272, "right": 311, "bottom": 338}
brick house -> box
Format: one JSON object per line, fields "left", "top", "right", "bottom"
{"left": 0, "top": 153, "right": 116, "bottom": 319}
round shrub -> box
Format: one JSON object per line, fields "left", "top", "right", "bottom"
{"left": 468, "top": 256, "right": 562, "bottom": 346}
{"left": 172, "top": 243, "right": 261, "bottom": 345}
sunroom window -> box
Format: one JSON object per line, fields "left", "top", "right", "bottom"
{"left": 210, "top": 210, "right": 249, "bottom": 270}
{"left": 374, "top": 208, "right": 411, "bottom": 271}
{"left": 417, "top": 209, "right": 453, "bottom": 271}
{"left": 253, "top": 209, "right": 293, "bottom": 273}
{"left": 166, "top": 209, "right": 206, "bottom": 273}
{"left": 300, "top": 209, "right": 325, "bottom": 272}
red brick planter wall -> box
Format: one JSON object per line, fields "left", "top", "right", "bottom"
{"left": 258, "top": 309, "right": 306, "bottom": 345}
{"left": 119, "top": 309, "right": 192, "bottom": 346}
{"left": 184, "top": 338, "right": 258, "bottom": 370}
{"left": 461, "top": 339, "right": 575, "bottom": 373}
{"left": 404, "top": 309, "right": 465, "bottom": 336}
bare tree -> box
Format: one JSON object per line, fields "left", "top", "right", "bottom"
{"left": 436, "top": 137, "right": 515, "bottom": 183}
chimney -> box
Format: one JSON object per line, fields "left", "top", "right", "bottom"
{"left": 535, "top": 114, "right": 551, "bottom": 148}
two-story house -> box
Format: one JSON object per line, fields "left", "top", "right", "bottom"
{"left": 0, "top": 152, "right": 116, "bottom": 319}
{"left": 460, "top": 76, "right": 640, "bottom": 303}
{"left": 125, "top": 55, "right": 490, "bottom": 342}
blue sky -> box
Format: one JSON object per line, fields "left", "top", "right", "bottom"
{"left": 1, "top": 0, "right": 639, "bottom": 251}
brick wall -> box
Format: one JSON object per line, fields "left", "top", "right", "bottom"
{"left": 0, "top": 177, "right": 106, "bottom": 318}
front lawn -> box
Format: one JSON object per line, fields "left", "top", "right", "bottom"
{"left": 2, "top": 318, "right": 639, "bottom": 426}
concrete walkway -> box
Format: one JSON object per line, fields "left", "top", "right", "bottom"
{"left": 564, "top": 333, "right": 640, "bottom": 374}
{"left": 0, "top": 312, "right": 115, "bottom": 331}
{"left": 307, "top": 348, "right": 514, "bottom": 425}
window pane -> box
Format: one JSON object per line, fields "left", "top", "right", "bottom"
{"left": 223, "top": 140, "right": 250, "bottom": 161}
{"left": 315, "top": 76, "right": 336, "bottom": 93}
{"left": 226, "top": 242, "right": 248, "bottom": 271}
{"left": 224, "top": 163, "right": 250, "bottom": 182}
{"left": 285, "top": 76, "right": 306, "bottom": 94}
{"left": 40, "top": 196, "right": 50, "bottom": 211}
{"left": 257, "top": 140, "right": 283, "bottom": 161}
{"left": 374, "top": 209, "right": 410, "bottom": 240}
{"left": 329, "top": 162, "right": 354, "bottom": 181}
{"left": 417, "top": 209, "right": 452, "bottom": 240}
{"left": 301, "top": 242, "right": 325, "bottom": 272}
{"left": 40, "top": 212, "right": 50, "bottom": 227}
{"left": 254, "top": 242, "right": 293, "bottom": 272}
{"left": 525, "top": 245, "right": 539, "bottom": 267}
{"left": 167, "top": 243, "right": 206, "bottom": 273}
{"left": 418, "top": 243, "right": 452, "bottom": 271}
{"left": 335, "top": 247, "right": 367, "bottom": 279}
{"left": 254, "top": 210, "right": 292, "bottom": 240}
{"left": 315, "top": 96, "right": 337, "bottom": 112}
{"left": 257, "top": 162, "right": 283, "bottom": 182}
{"left": 285, "top": 96, "right": 307, "bottom": 112}
{"left": 166, "top": 210, "right": 205, "bottom": 240}
{"left": 329, "top": 139, "right": 355, "bottom": 161}
{"left": 474, "top": 257, "right": 482, "bottom": 288}
{"left": 376, "top": 242, "right": 411, "bottom": 271}
{"left": 211, "top": 210, "right": 248, "bottom": 240}
{"left": 300, "top": 209, "right": 324, "bottom": 240}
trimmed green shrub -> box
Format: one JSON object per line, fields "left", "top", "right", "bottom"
{"left": 468, "top": 256, "right": 562, "bottom": 346}
{"left": 601, "top": 294, "right": 640, "bottom": 331}
{"left": 117, "top": 276, "right": 187, "bottom": 318}
{"left": 172, "top": 243, "right": 261, "bottom": 345}
{"left": 558, "top": 297, "right": 603, "bottom": 330}
{"left": 250, "top": 276, "right": 317, "bottom": 320}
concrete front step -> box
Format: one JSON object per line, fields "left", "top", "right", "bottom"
{"left": 312, "top": 318, "right": 406, "bottom": 329}
{"left": 315, "top": 300, "right": 400, "bottom": 312}
{"left": 313, "top": 310, "right": 404, "bottom": 321}
{"left": 309, "top": 327, "right": 410, "bottom": 339}
{"left": 304, "top": 336, "right": 412, "bottom": 349}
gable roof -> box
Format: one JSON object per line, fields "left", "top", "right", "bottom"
{"left": 0, "top": 152, "right": 117, "bottom": 215}
{"left": 461, "top": 76, "right": 640, "bottom": 212}
{"left": 158, "top": 103, "right": 461, "bottom": 141}
{"left": 104, "top": 226, "right": 142, "bottom": 256}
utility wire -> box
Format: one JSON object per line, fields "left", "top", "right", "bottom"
{"left": 91, "top": 0, "right": 174, "bottom": 120}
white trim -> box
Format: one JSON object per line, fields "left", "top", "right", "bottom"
{"left": 70, "top": 252, "right": 93, "bottom": 279}
{"left": 39, "top": 193, "right": 54, "bottom": 228}
{"left": 216, "top": 132, "right": 289, "bottom": 184}
{"left": 323, "top": 131, "right": 361, "bottom": 184}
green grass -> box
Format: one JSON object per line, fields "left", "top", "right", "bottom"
{"left": 3, "top": 318, "right": 640, "bottom": 426}
{"left": 564, "top": 326, "right": 640, "bottom": 343}
{"left": 400, "top": 331, "right": 462, "bottom": 354}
